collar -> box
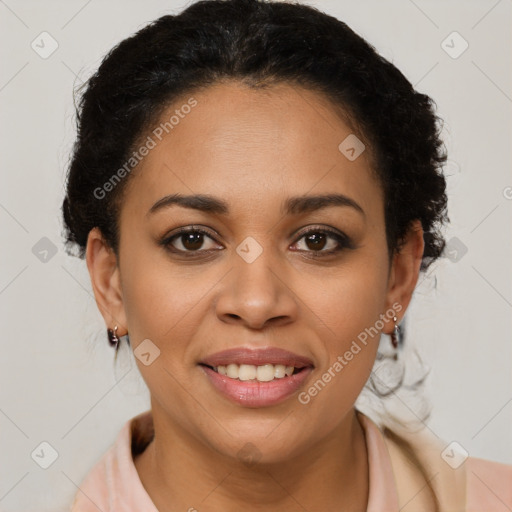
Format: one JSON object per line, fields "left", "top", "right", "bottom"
{"left": 112, "top": 409, "right": 401, "bottom": 510}
{"left": 356, "top": 411, "right": 400, "bottom": 511}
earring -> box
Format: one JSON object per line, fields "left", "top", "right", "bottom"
{"left": 390, "top": 315, "right": 400, "bottom": 350}
{"left": 107, "top": 325, "right": 120, "bottom": 348}
{"left": 107, "top": 325, "right": 130, "bottom": 349}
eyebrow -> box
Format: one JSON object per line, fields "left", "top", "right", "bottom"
{"left": 147, "top": 193, "right": 365, "bottom": 218}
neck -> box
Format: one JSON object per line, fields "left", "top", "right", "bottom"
{"left": 134, "top": 405, "right": 369, "bottom": 512}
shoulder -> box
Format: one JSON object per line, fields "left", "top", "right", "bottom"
{"left": 375, "top": 417, "right": 512, "bottom": 511}
{"left": 70, "top": 410, "right": 155, "bottom": 511}
{"left": 70, "top": 443, "right": 112, "bottom": 511}
{"left": 465, "top": 456, "right": 512, "bottom": 512}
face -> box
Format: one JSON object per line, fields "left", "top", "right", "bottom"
{"left": 87, "top": 80, "right": 423, "bottom": 464}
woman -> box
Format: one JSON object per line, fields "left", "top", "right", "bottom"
{"left": 62, "top": 0, "right": 512, "bottom": 510}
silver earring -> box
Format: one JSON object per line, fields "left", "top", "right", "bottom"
{"left": 390, "top": 315, "right": 400, "bottom": 351}
{"left": 107, "top": 325, "right": 130, "bottom": 349}
{"left": 107, "top": 325, "right": 119, "bottom": 348}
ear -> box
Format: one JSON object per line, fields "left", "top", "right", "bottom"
{"left": 383, "top": 220, "right": 425, "bottom": 332}
{"left": 85, "top": 227, "right": 128, "bottom": 335}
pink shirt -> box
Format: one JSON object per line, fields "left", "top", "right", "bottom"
{"left": 70, "top": 409, "right": 512, "bottom": 511}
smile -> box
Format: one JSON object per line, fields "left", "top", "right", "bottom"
{"left": 199, "top": 347, "right": 314, "bottom": 407}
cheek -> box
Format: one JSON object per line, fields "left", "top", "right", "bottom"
{"left": 303, "top": 261, "right": 388, "bottom": 402}
{"left": 120, "top": 246, "right": 207, "bottom": 339}
{"left": 313, "top": 263, "right": 389, "bottom": 342}
{"left": 297, "top": 276, "right": 384, "bottom": 429}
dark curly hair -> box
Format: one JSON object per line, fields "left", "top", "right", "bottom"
{"left": 61, "top": 0, "right": 448, "bottom": 271}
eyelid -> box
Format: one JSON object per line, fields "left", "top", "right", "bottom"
{"left": 160, "top": 225, "right": 221, "bottom": 249}
{"left": 292, "top": 224, "right": 346, "bottom": 238}
{"left": 160, "top": 224, "right": 354, "bottom": 255}
{"left": 291, "top": 225, "right": 355, "bottom": 251}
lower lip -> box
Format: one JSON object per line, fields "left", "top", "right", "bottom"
{"left": 200, "top": 365, "right": 313, "bottom": 407}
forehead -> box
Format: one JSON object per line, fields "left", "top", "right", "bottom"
{"left": 122, "top": 80, "right": 381, "bottom": 218}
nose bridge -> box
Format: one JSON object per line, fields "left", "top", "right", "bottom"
{"left": 234, "top": 233, "right": 282, "bottom": 301}
{"left": 216, "top": 233, "right": 297, "bottom": 328}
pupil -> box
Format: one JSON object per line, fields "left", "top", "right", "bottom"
{"left": 306, "top": 233, "right": 326, "bottom": 250}
{"left": 183, "top": 233, "right": 203, "bottom": 250}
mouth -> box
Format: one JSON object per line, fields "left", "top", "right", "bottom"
{"left": 198, "top": 347, "right": 314, "bottom": 407}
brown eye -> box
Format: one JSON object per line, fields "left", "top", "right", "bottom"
{"left": 292, "top": 227, "right": 353, "bottom": 255}
{"left": 161, "top": 227, "right": 222, "bottom": 254}
{"left": 160, "top": 225, "right": 354, "bottom": 258}
{"left": 303, "top": 232, "right": 328, "bottom": 251}
{"left": 179, "top": 232, "right": 206, "bottom": 251}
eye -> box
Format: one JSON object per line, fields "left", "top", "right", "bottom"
{"left": 291, "top": 226, "right": 353, "bottom": 255}
{"left": 160, "top": 226, "right": 222, "bottom": 254}
{"left": 159, "top": 225, "right": 354, "bottom": 257}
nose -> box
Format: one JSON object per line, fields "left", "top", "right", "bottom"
{"left": 215, "top": 243, "right": 299, "bottom": 331}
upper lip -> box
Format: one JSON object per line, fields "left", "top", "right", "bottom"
{"left": 199, "top": 347, "right": 314, "bottom": 368}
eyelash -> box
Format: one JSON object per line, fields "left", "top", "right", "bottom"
{"left": 159, "top": 225, "right": 355, "bottom": 258}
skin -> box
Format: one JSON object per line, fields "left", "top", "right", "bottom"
{"left": 86, "top": 80, "right": 424, "bottom": 511}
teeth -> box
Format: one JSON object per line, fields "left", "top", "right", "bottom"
{"left": 257, "top": 364, "right": 275, "bottom": 382}
{"left": 274, "top": 365, "right": 286, "bottom": 378}
{"left": 226, "top": 364, "right": 239, "bottom": 379}
{"left": 239, "top": 364, "right": 256, "bottom": 381}
{"left": 214, "top": 363, "right": 297, "bottom": 382}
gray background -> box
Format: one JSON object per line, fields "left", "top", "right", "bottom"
{"left": 0, "top": 0, "right": 511, "bottom": 510}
